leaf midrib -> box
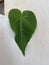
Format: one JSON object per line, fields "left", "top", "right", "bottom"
{"left": 20, "top": 14, "right": 23, "bottom": 46}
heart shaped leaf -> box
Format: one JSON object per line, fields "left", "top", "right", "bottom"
{"left": 8, "top": 9, "right": 37, "bottom": 56}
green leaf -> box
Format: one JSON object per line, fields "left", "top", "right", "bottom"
{"left": 8, "top": 9, "right": 37, "bottom": 56}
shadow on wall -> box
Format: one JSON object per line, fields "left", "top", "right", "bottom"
{"left": 0, "top": 1, "right": 4, "bottom": 15}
